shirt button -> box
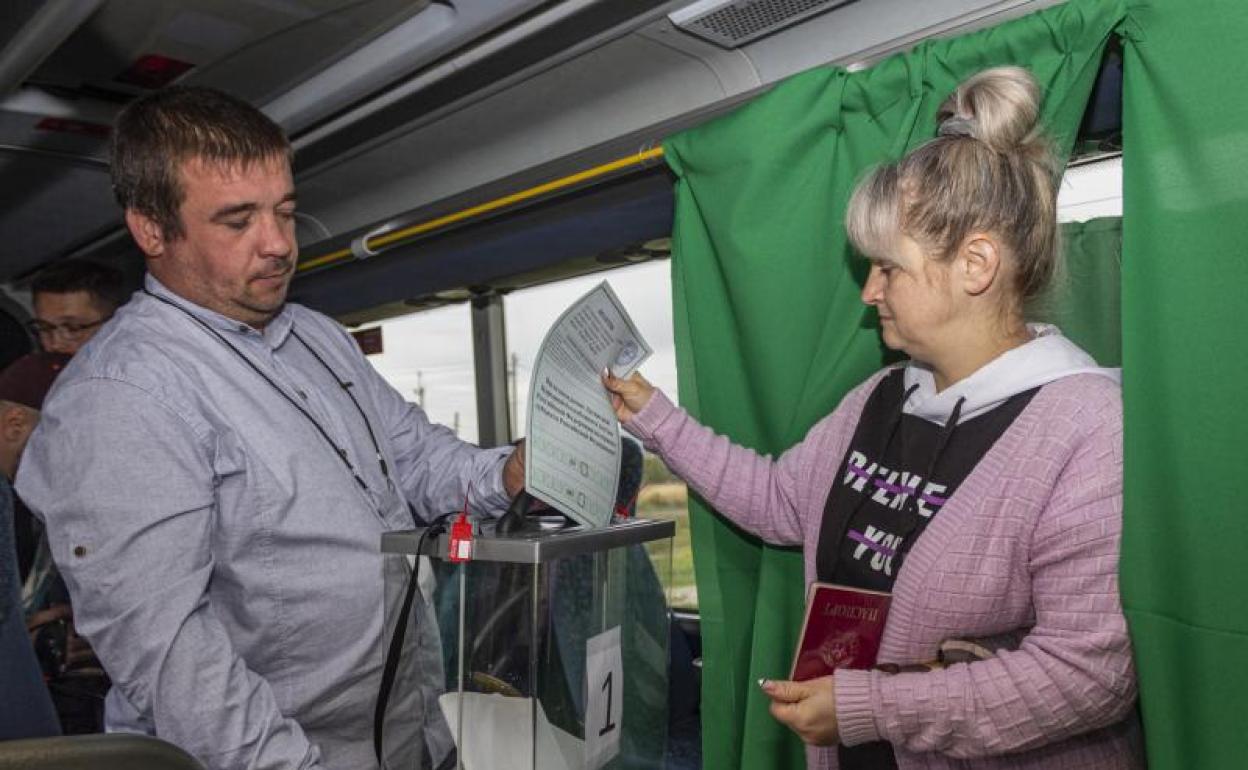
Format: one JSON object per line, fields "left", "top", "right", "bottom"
{"left": 73, "top": 545, "right": 87, "bottom": 558}
{"left": 296, "top": 389, "right": 308, "bottom": 400}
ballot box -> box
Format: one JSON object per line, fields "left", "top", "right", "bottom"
{"left": 380, "top": 517, "right": 674, "bottom": 770}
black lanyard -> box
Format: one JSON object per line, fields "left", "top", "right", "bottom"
{"left": 142, "top": 289, "right": 394, "bottom": 498}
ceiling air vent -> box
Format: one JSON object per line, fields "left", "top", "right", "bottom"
{"left": 669, "top": 0, "right": 857, "bottom": 48}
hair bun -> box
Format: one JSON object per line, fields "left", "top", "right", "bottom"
{"left": 937, "top": 66, "right": 1042, "bottom": 154}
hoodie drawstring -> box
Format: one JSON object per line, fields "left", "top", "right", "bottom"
{"left": 816, "top": 383, "right": 920, "bottom": 582}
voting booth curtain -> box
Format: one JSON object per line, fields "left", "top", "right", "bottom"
{"left": 1045, "top": 216, "right": 1123, "bottom": 367}
{"left": 665, "top": 0, "right": 1248, "bottom": 762}
{"left": 1118, "top": 2, "right": 1248, "bottom": 768}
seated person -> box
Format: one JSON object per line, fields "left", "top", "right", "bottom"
{"left": 604, "top": 67, "right": 1141, "bottom": 768}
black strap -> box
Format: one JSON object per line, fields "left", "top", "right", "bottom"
{"left": 494, "top": 489, "right": 535, "bottom": 534}
{"left": 373, "top": 517, "right": 450, "bottom": 764}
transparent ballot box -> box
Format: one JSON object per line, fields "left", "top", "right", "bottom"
{"left": 380, "top": 518, "right": 674, "bottom": 770}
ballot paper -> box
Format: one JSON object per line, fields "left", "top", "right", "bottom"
{"left": 526, "top": 281, "right": 652, "bottom": 528}
{"left": 438, "top": 692, "right": 583, "bottom": 770}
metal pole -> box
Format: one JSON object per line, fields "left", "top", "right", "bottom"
{"left": 471, "top": 291, "right": 511, "bottom": 447}
{"left": 509, "top": 352, "right": 519, "bottom": 438}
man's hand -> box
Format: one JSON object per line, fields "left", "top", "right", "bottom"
{"left": 502, "top": 440, "right": 525, "bottom": 497}
{"left": 601, "top": 370, "right": 655, "bottom": 424}
{"left": 761, "top": 676, "right": 840, "bottom": 746}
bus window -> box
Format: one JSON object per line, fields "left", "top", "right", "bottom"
{"left": 1058, "top": 154, "right": 1122, "bottom": 222}
{"left": 361, "top": 303, "right": 480, "bottom": 444}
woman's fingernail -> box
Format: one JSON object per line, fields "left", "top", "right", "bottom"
{"left": 758, "top": 678, "right": 770, "bottom": 689}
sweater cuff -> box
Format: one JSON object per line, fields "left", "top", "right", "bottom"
{"left": 622, "top": 388, "right": 677, "bottom": 449}
{"left": 835, "top": 669, "right": 881, "bottom": 746}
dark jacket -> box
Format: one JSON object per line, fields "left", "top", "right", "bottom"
{"left": 0, "top": 475, "right": 60, "bottom": 740}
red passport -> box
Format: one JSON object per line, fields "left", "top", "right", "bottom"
{"left": 789, "top": 582, "right": 892, "bottom": 681}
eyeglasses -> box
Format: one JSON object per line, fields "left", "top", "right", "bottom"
{"left": 26, "top": 317, "right": 111, "bottom": 341}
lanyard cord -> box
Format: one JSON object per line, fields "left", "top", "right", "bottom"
{"left": 289, "top": 328, "right": 392, "bottom": 486}
{"left": 142, "top": 289, "right": 389, "bottom": 494}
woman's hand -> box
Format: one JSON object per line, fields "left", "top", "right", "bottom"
{"left": 761, "top": 676, "right": 840, "bottom": 746}
{"left": 601, "top": 370, "right": 655, "bottom": 424}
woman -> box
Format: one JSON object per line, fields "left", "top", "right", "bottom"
{"left": 604, "top": 67, "right": 1141, "bottom": 769}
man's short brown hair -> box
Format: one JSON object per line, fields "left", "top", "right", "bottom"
{"left": 110, "top": 86, "right": 291, "bottom": 240}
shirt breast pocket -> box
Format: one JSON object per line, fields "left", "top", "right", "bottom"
{"left": 209, "top": 429, "right": 282, "bottom": 560}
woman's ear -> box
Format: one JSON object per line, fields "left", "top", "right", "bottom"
{"left": 959, "top": 233, "right": 1004, "bottom": 296}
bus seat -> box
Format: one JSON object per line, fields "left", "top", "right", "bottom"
{"left": 0, "top": 734, "right": 203, "bottom": 770}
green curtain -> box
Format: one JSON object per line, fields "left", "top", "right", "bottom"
{"left": 1040, "top": 216, "right": 1123, "bottom": 367}
{"left": 1119, "top": 2, "right": 1248, "bottom": 767}
{"left": 662, "top": 1, "right": 1125, "bottom": 765}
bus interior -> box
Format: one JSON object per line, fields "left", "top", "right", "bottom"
{"left": 0, "top": 0, "right": 1127, "bottom": 767}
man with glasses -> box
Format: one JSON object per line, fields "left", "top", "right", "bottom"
{"left": 16, "top": 260, "right": 126, "bottom": 580}
{"left": 28, "top": 260, "right": 127, "bottom": 356}
{"left": 16, "top": 261, "right": 125, "bottom": 734}
{"left": 18, "top": 259, "right": 127, "bottom": 585}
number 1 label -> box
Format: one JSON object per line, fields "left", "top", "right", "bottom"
{"left": 585, "top": 626, "right": 623, "bottom": 769}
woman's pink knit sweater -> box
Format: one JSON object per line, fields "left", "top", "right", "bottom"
{"left": 625, "top": 369, "right": 1143, "bottom": 769}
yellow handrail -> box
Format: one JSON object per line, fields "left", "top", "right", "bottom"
{"left": 297, "top": 145, "right": 666, "bottom": 273}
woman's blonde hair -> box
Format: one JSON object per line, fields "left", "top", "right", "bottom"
{"left": 846, "top": 66, "right": 1061, "bottom": 303}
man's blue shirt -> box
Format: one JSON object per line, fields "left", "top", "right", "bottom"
{"left": 17, "top": 275, "right": 510, "bottom": 768}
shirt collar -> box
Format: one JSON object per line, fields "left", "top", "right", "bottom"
{"left": 144, "top": 274, "right": 295, "bottom": 349}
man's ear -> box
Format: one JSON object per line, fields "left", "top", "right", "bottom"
{"left": 125, "top": 209, "right": 167, "bottom": 258}
{"left": 959, "top": 233, "right": 1004, "bottom": 297}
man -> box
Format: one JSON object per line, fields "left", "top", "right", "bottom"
{"left": 28, "top": 260, "right": 128, "bottom": 356}
{"left": 18, "top": 87, "right": 525, "bottom": 769}
{"left": 0, "top": 352, "right": 67, "bottom": 740}
{"left": 18, "top": 264, "right": 120, "bottom": 736}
